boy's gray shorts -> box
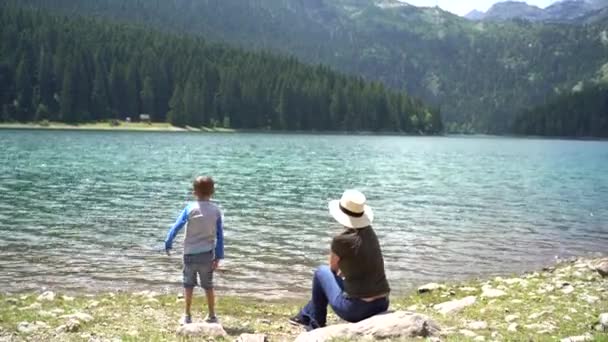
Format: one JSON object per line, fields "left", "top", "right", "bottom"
{"left": 183, "top": 251, "right": 214, "bottom": 289}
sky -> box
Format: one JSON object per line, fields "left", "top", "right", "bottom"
{"left": 401, "top": 0, "right": 559, "bottom": 16}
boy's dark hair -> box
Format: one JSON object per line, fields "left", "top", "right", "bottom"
{"left": 193, "top": 176, "right": 215, "bottom": 197}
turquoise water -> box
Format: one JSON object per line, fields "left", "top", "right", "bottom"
{"left": 0, "top": 130, "right": 606, "bottom": 298}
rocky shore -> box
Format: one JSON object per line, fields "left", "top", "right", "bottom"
{"left": 1, "top": 257, "right": 606, "bottom": 341}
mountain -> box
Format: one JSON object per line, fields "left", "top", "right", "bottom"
{"left": 464, "top": 10, "right": 486, "bottom": 20}
{"left": 482, "top": 1, "right": 545, "bottom": 21}
{"left": 0, "top": 5, "right": 442, "bottom": 133}
{"left": 7, "top": 0, "right": 608, "bottom": 134}
{"left": 467, "top": 0, "right": 608, "bottom": 23}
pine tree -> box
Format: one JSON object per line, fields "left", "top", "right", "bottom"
{"left": 15, "top": 59, "right": 33, "bottom": 121}
{"left": 60, "top": 64, "right": 77, "bottom": 123}
{"left": 167, "top": 84, "right": 185, "bottom": 127}
{"left": 140, "top": 76, "right": 155, "bottom": 119}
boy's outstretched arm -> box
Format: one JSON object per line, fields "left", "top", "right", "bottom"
{"left": 165, "top": 207, "right": 189, "bottom": 251}
{"left": 214, "top": 214, "right": 224, "bottom": 260}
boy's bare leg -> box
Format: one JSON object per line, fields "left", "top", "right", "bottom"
{"left": 205, "top": 289, "right": 215, "bottom": 317}
{"left": 184, "top": 287, "right": 194, "bottom": 316}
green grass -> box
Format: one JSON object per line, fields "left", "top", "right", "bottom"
{"left": 1, "top": 259, "right": 607, "bottom": 341}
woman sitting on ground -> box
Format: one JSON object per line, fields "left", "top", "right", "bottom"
{"left": 290, "top": 190, "right": 390, "bottom": 329}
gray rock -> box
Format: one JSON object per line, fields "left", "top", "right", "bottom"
{"left": 236, "top": 333, "right": 267, "bottom": 342}
{"left": 87, "top": 300, "right": 100, "bottom": 308}
{"left": 561, "top": 285, "right": 575, "bottom": 294}
{"left": 37, "top": 291, "right": 56, "bottom": 301}
{"left": 176, "top": 322, "right": 227, "bottom": 337}
{"left": 600, "top": 312, "right": 608, "bottom": 330}
{"left": 37, "top": 310, "right": 56, "bottom": 318}
{"left": 61, "top": 312, "right": 94, "bottom": 323}
{"left": 17, "top": 322, "right": 38, "bottom": 334}
{"left": 294, "top": 311, "right": 440, "bottom": 342}
{"left": 525, "top": 323, "right": 556, "bottom": 334}
{"left": 65, "top": 319, "right": 81, "bottom": 332}
{"left": 466, "top": 321, "right": 488, "bottom": 330}
{"left": 561, "top": 333, "right": 593, "bottom": 342}
{"left": 434, "top": 296, "right": 477, "bottom": 315}
{"left": 595, "top": 260, "right": 608, "bottom": 277}
{"left": 18, "top": 302, "right": 41, "bottom": 311}
{"left": 528, "top": 311, "right": 548, "bottom": 320}
{"left": 418, "top": 283, "right": 445, "bottom": 293}
{"left": 581, "top": 294, "right": 599, "bottom": 304}
{"left": 459, "top": 329, "right": 477, "bottom": 337}
{"left": 481, "top": 286, "right": 507, "bottom": 298}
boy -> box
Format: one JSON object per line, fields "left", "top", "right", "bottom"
{"left": 165, "top": 176, "right": 224, "bottom": 324}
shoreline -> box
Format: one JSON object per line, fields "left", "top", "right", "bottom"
{"left": 1, "top": 122, "right": 607, "bottom": 140}
{"left": 1, "top": 256, "right": 606, "bottom": 341}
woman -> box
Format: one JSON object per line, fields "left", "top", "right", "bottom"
{"left": 290, "top": 189, "right": 390, "bottom": 329}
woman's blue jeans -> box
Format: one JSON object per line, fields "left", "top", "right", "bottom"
{"left": 298, "top": 265, "right": 389, "bottom": 328}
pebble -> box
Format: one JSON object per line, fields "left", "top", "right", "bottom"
{"left": 433, "top": 296, "right": 477, "bottom": 315}
{"left": 505, "top": 314, "right": 519, "bottom": 322}
{"left": 460, "top": 287, "right": 477, "bottom": 293}
{"left": 595, "top": 260, "right": 608, "bottom": 277}
{"left": 17, "top": 322, "right": 38, "bottom": 334}
{"left": 600, "top": 313, "right": 608, "bottom": 330}
{"left": 525, "top": 323, "right": 556, "bottom": 334}
{"left": 87, "top": 300, "right": 100, "bottom": 308}
{"left": 581, "top": 294, "right": 599, "bottom": 304}
{"left": 236, "top": 333, "right": 267, "bottom": 342}
{"left": 481, "top": 286, "right": 507, "bottom": 298}
{"left": 510, "top": 299, "right": 523, "bottom": 304}
{"left": 37, "top": 310, "right": 56, "bottom": 318}
{"left": 418, "top": 283, "right": 445, "bottom": 293}
{"left": 19, "top": 302, "right": 42, "bottom": 311}
{"left": 507, "top": 323, "right": 518, "bottom": 332}
{"left": 561, "top": 285, "right": 575, "bottom": 294}
{"left": 459, "top": 329, "right": 477, "bottom": 337}
{"left": 474, "top": 336, "right": 485, "bottom": 342}
{"left": 406, "top": 304, "right": 418, "bottom": 311}
{"left": 126, "top": 329, "right": 139, "bottom": 337}
{"left": 467, "top": 321, "right": 488, "bottom": 330}
{"left": 37, "top": 291, "right": 56, "bottom": 301}
{"left": 528, "top": 311, "right": 548, "bottom": 320}
{"left": 561, "top": 333, "right": 593, "bottom": 342}
{"left": 61, "top": 312, "right": 94, "bottom": 323}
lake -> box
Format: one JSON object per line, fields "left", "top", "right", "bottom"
{"left": 0, "top": 130, "right": 606, "bottom": 298}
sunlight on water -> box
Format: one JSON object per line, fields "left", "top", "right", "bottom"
{"left": 0, "top": 130, "right": 607, "bottom": 298}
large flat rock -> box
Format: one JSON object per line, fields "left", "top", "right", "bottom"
{"left": 176, "top": 322, "right": 227, "bottom": 337}
{"left": 294, "top": 311, "right": 440, "bottom": 342}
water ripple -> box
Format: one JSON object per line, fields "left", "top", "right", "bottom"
{"left": 0, "top": 131, "right": 607, "bottom": 297}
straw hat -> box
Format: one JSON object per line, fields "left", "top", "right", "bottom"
{"left": 328, "top": 190, "right": 374, "bottom": 229}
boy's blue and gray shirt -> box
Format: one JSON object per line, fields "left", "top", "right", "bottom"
{"left": 164, "top": 201, "right": 224, "bottom": 258}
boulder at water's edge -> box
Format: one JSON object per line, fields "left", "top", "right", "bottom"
{"left": 294, "top": 311, "right": 440, "bottom": 342}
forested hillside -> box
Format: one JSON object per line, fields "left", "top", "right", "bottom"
{"left": 8, "top": 0, "right": 608, "bottom": 133}
{"left": 0, "top": 6, "right": 442, "bottom": 133}
{"left": 513, "top": 83, "right": 608, "bottom": 137}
